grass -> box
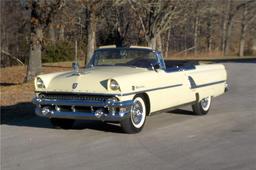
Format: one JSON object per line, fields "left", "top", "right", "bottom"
{"left": 0, "top": 62, "right": 78, "bottom": 106}
{"left": 0, "top": 61, "right": 82, "bottom": 122}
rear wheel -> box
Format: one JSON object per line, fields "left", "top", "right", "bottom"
{"left": 192, "top": 96, "right": 212, "bottom": 115}
{"left": 50, "top": 118, "right": 75, "bottom": 129}
{"left": 121, "top": 96, "right": 147, "bottom": 134}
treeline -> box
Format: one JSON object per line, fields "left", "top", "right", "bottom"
{"left": 1, "top": 0, "right": 256, "bottom": 81}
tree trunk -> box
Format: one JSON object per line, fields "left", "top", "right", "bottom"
{"left": 86, "top": 4, "right": 96, "bottom": 65}
{"left": 207, "top": 22, "right": 213, "bottom": 52}
{"left": 253, "top": 36, "right": 256, "bottom": 55}
{"left": 59, "top": 24, "right": 65, "bottom": 41}
{"left": 115, "top": 26, "right": 124, "bottom": 47}
{"left": 148, "top": 36, "right": 156, "bottom": 49}
{"left": 225, "top": 19, "right": 233, "bottom": 56}
{"left": 194, "top": 15, "right": 199, "bottom": 54}
{"left": 222, "top": 0, "right": 232, "bottom": 56}
{"left": 164, "top": 31, "right": 170, "bottom": 58}
{"left": 239, "top": 33, "right": 245, "bottom": 57}
{"left": 207, "top": 8, "right": 213, "bottom": 52}
{"left": 156, "top": 34, "right": 162, "bottom": 52}
{"left": 25, "top": 28, "right": 43, "bottom": 81}
{"left": 25, "top": 2, "right": 43, "bottom": 82}
{"left": 221, "top": 15, "right": 227, "bottom": 55}
{"left": 239, "top": 5, "right": 248, "bottom": 57}
{"left": 49, "top": 23, "right": 56, "bottom": 45}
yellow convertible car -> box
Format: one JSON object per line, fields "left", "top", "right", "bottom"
{"left": 33, "top": 45, "right": 228, "bottom": 133}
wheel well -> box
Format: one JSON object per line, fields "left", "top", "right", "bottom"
{"left": 134, "top": 93, "right": 150, "bottom": 116}
{"left": 195, "top": 93, "right": 200, "bottom": 102}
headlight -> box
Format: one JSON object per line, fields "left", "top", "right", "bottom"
{"left": 36, "top": 77, "right": 45, "bottom": 88}
{"left": 109, "top": 79, "right": 120, "bottom": 91}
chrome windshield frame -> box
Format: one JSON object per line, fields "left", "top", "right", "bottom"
{"left": 87, "top": 48, "right": 159, "bottom": 69}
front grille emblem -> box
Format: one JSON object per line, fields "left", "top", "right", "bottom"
{"left": 72, "top": 83, "right": 78, "bottom": 89}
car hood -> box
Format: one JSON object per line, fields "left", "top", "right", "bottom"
{"left": 36, "top": 66, "right": 150, "bottom": 94}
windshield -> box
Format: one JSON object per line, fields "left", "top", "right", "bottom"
{"left": 89, "top": 48, "right": 158, "bottom": 68}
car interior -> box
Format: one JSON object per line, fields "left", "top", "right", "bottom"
{"left": 165, "top": 60, "right": 198, "bottom": 72}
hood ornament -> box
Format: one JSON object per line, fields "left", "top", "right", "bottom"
{"left": 72, "top": 83, "right": 78, "bottom": 89}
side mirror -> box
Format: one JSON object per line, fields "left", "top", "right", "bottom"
{"left": 153, "top": 63, "right": 160, "bottom": 70}
{"left": 72, "top": 62, "right": 79, "bottom": 73}
{"left": 151, "top": 63, "right": 160, "bottom": 72}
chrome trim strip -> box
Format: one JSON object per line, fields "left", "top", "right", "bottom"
{"left": 32, "top": 98, "right": 133, "bottom": 107}
{"left": 35, "top": 83, "right": 183, "bottom": 97}
{"left": 191, "top": 80, "right": 226, "bottom": 89}
{"left": 35, "top": 91, "right": 120, "bottom": 96}
{"left": 120, "top": 84, "right": 183, "bottom": 96}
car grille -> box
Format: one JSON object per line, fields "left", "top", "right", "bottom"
{"left": 38, "top": 93, "right": 110, "bottom": 102}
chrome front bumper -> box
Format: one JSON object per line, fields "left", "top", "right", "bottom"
{"left": 32, "top": 97, "right": 133, "bottom": 122}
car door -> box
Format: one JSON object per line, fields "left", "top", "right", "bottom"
{"left": 148, "top": 68, "right": 195, "bottom": 113}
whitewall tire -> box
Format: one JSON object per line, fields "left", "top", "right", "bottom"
{"left": 121, "top": 96, "right": 147, "bottom": 133}
{"left": 192, "top": 96, "right": 212, "bottom": 115}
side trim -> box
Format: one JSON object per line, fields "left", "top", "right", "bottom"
{"left": 35, "top": 83, "right": 183, "bottom": 97}
{"left": 121, "top": 84, "right": 183, "bottom": 96}
{"left": 191, "top": 80, "right": 226, "bottom": 89}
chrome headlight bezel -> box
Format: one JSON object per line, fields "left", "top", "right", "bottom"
{"left": 36, "top": 77, "right": 45, "bottom": 89}
{"left": 109, "top": 79, "right": 120, "bottom": 91}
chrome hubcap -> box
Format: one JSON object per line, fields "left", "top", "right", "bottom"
{"left": 131, "top": 102, "right": 143, "bottom": 125}
{"left": 201, "top": 96, "right": 211, "bottom": 111}
{"left": 201, "top": 98, "right": 208, "bottom": 108}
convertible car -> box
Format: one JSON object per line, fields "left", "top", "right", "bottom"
{"left": 33, "top": 45, "right": 228, "bottom": 133}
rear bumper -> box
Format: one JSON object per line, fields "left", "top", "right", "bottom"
{"left": 32, "top": 97, "right": 133, "bottom": 122}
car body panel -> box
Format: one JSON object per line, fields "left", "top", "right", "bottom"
{"left": 36, "top": 66, "right": 149, "bottom": 94}
{"left": 33, "top": 47, "right": 228, "bottom": 122}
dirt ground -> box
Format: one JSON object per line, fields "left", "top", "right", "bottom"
{"left": 0, "top": 62, "right": 76, "bottom": 123}
{"left": 0, "top": 63, "right": 74, "bottom": 106}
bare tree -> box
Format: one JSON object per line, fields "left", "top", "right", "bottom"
{"left": 2, "top": 0, "right": 256, "bottom": 69}
{"left": 163, "top": 31, "right": 170, "bottom": 57}
{"left": 114, "top": 6, "right": 130, "bottom": 47}
{"left": 193, "top": 1, "right": 200, "bottom": 54}
{"left": 1, "top": 0, "right": 30, "bottom": 67}
{"left": 78, "top": 0, "right": 102, "bottom": 65}
{"left": 24, "top": 0, "right": 65, "bottom": 82}
{"left": 221, "top": 0, "right": 232, "bottom": 56}
{"left": 48, "top": 23, "right": 56, "bottom": 44}
{"left": 239, "top": 1, "right": 256, "bottom": 56}
{"left": 85, "top": 2, "right": 96, "bottom": 65}
{"left": 128, "top": 0, "right": 185, "bottom": 51}
{"left": 221, "top": 0, "right": 255, "bottom": 56}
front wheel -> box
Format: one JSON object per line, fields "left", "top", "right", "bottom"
{"left": 50, "top": 118, "right": 75, "bottom": 129}
{"left": 120, "top": 96, "right": 147, "bottom": 134}
{"left": 192, "top": 96, "right": 212, "bottom": 115}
